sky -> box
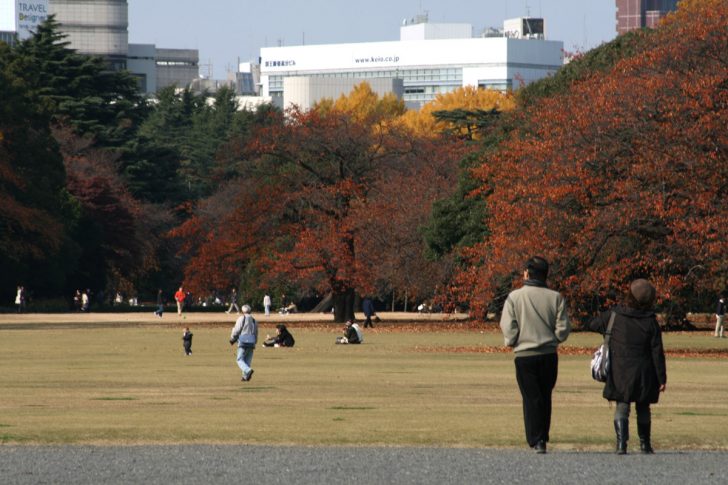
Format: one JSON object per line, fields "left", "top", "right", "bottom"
{"left": 128, "top": 0, "right": 617, "bottom": 79}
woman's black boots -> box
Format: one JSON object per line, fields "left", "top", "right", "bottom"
{"left": 638, "top": 421, "right": 654, "bottom": 454}
{"left": 614, "top": 419, "right": 629, "bottom": 454}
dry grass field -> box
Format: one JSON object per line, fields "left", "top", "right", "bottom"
{"left": 0, "top": 312, "right": 726, "bottom": 450}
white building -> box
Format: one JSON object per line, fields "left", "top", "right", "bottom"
{"left": 260, "top": 16, "right": 563, "bottom": 110}
{"left": 0, "top": 0, "right": 49, "bottom": 42}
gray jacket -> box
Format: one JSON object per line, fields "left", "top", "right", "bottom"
{"left": 500, "top": 280, "right": 571, "bottom": 356}
{"left": 230, "top": 314, "right": 258, "bottom": 347}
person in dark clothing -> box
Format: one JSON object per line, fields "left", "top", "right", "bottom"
{"left": 336, "top": 320, "right": 363, "bottom": 344}
{"left": 73, "top": 290, "right": 82, "bottom": 312}
{"left": 587, "top": 279, "right": 667, "bottom": 455}
{"left": 225, "top": 288, "right": 241, "bottom": 314}
{"left": 182, "top": 327, "right": 193, "bottom": 355}
{"left": 362, "top": 297, "right": 376, "bottom": 328}
{"left": 154, "top": 289, "right": 164, "bottom": 318}
{"left": 263, "top": 324, "right": 296, "bottom": 347}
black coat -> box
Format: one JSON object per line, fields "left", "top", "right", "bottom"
{"left": 275, "top": 329, "right": 295, "bottom": 347}
{"left": 588, "top": 306, "right": 667, "bottom": 404}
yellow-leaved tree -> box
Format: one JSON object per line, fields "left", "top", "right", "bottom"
{"left": 399, "top": 86, "right": 516, "bottom": 138}
{"left": 315, "top": 82, "right": 406, "bottom": 123}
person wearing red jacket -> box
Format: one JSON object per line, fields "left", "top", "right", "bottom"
{"left": 174, "top": 287, "right": 186, "bottom": 316}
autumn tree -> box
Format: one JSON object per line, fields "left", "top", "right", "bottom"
{"left": 456, "top": 0, "right": 728, "bottom": 322}
{"left": 399, "top": 86, "right": 515, "bottom": 139}
{"left": 358, "top": 134, "right": 465, "bottom": 310}
{"left": 170, "top": 82, "right": 460, "bottom": 320}
{"left": 54, "top": 126, "right": 172, "bottom": 297}
{"left": 249, "top": 104, "right": 418, "bottom": 321}
{"left": 0, "top": 43, "right": 77, "bottom": 297}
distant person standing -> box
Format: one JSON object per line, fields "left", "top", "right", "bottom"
{"left": 154, "top": 289, "right": 164, "bottom": 318}
{"left": 15, "top": 285, "right": 25, "bottom": 313}
{"left": 230, "top": 305, "right": 258, "bottom": 382}
{"left": 263, "top": 294, "right": 272, "bottom": 316}
{"left": 715, "top": 294, "right": 726, "bottom": 338}
{"left": 499, "top": 256, "right": 571, "bottom": 454}
{"left": 182, "top": 327, "right": 193, "bottom": 355}
{"left": 175, "top": 287, "right": 186, "bottom": 316}
{"left": 81, "top": 290, "right": 90, "bottom": 312}
{"left": 226, "top": 288, "right": 240, "bottom": 314}
{"left": 362, "top": 297, "right": 376, "bottom": 328}
{"left": 73, "top": 290, "right": 82, "bottom": 312}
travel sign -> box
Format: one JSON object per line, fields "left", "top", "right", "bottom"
{"left": 16, "top": 0, "right": 48, "bottom": 40}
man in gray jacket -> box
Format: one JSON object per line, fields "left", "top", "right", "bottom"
{"left": 230, "top": 305, "right": 258, "bottom": 382}
{"left": 500, "top": 256, "right": 571, "bottom": 453}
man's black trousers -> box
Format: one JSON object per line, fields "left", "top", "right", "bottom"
{"left": 514, "top": 352, "right": 558, "bottom": 447}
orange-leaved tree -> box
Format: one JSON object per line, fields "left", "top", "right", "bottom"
{"left": 246, "top": 102, "right": 421, "bottom": 321}
{"left": 456, "top": 0, "right": 727, "bottom": 322}
{"left": 172, "top": 82, "right": 462, "bottom": 321}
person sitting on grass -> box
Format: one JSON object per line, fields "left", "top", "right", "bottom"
{"left": 336, "top": 320, "right": 363, "bottom": 344}
{"left": 263, "top": 324, "right": 295, "bottom": 348}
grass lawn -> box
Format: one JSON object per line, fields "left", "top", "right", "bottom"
{"left": 0, "top": 319, "right": 726, "bottom": 449}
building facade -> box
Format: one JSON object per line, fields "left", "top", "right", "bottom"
{"left": 49, "top": 0, "right": 128, "bottom": 70}
{"left": 615, "top": 0, "right": 679, "bottom": 35}
{"left": 154, "top": 47, "right": 199, "bottom": 91}
{"left": 260, "top": 17, "right": 562, "bottom": 110}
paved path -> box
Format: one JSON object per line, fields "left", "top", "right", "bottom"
{"left": 1, "top": 445, "right": 725, "bottom": 484}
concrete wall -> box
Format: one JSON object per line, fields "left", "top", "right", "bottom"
{"left": 282, "top": 76, "right": 403, "bottom": 111}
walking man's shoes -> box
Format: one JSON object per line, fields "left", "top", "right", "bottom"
{"left": 534, "top": 440, "right": 547, "bottom": 454}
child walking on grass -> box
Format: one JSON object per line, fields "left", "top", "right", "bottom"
{"left": 182, "top": 327, "right": 193, "bottom": 355}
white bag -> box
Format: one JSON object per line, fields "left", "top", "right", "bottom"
{"left": 590, "top": 312, "right": 616, "bottom": 383}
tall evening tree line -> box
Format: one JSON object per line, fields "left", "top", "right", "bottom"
{"left": 1, "top": 0, "right": 725, "bottom": 323}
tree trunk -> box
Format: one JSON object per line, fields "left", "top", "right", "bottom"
{"left": 332, "top": 287, "right": 355, "bottom": 323}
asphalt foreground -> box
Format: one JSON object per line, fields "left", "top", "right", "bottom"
{"left": 0, "top": 445, "right": 726, "bottom": 484}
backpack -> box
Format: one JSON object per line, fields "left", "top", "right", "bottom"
{"left": 590, "top": 312, "right": 616, "bottom": 383}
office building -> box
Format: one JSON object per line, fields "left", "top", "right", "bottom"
{"left": 49, "top": 0, "right": 128, "bottom": 70}
{"left": 155, "top": 47, "right": 199, "bottom": 91}
{"left": 616, "top": 0, "right": 679, "bottom": 35}
{"left": 260, "top": 15, "right": 563, "bottom": 110}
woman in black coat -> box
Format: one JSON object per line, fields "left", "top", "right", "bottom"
{"left": 588, "top": 279, "right": 667, "bottom": 455}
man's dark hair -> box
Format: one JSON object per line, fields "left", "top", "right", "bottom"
{"left": 525, "top": 256, "right": 549, "bottom": 282}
